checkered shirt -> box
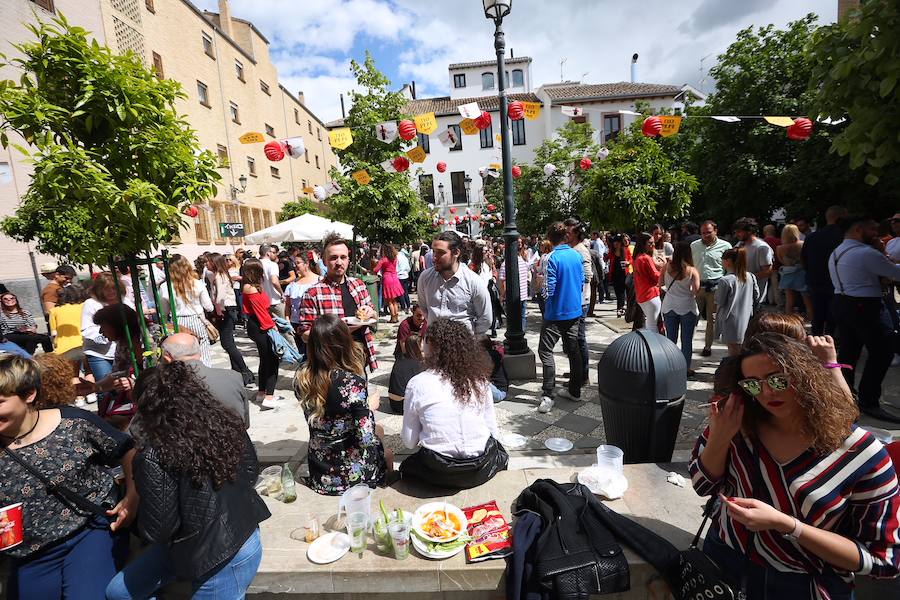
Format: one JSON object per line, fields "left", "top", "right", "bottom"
{"left": 298, "top": 276, "right": 377, "bottom": 370}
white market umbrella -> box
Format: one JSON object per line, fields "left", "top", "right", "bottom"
{"left": 243, "top": 213, "right": 362, "bottom": 244}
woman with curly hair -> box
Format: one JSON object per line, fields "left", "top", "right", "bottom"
{"left": 400, "top": 318, "right": 507, "bottom": 488}
{"left": 690, "top": 332, "right": 900, "bottom": 599}
{"left": 106, "top": 361, "right": 270, "bottom": 599}
{"left": 158, "top": 254, "right": 214, "bottom": 367}
{"left": 33, "top": 353, "right": 77, "bottom": 407}
{"left": 295, "top": 314, "right": 388, "bottom": 495}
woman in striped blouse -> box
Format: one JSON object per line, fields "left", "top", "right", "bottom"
{"left": 0, "top": 292, "right": 52, "bottom": 354}
{"left": 690, "top": 332, "right": 900, "bottom": 599}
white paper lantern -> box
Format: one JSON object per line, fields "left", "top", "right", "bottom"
{"left": 427, "top": 203, "right": 435, "bottom": 210}
{"left": 313, "top": 185, "right": 327, "bottom": 200}
{"left": 598, "top": 147, "right": 610, "bottom": 161}
{"left": 478, "top": 166, "right": 487, "bottom": 178}
{"left": 543, "top": 163, "right": 557, "bottom": 176}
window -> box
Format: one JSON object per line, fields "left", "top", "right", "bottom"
{"left": 510, "top": 118, "right": 526, "bottom": 146}
{"left": 448, "top": 124, "right": 462, "bottom": 152}
{"left": 317, "top": 127, "right": 322, "bottom": 141}
{"left": 417, "top": 132, "right": 430, "bottom": 153}
{"left": 235, "top": 60, "right": 245, "bottom": 82}
{"left": 315, "top": 155, "right": 320, "bottom": 169}
{"left": 216, "top": 144, "right": 228, "bottom": 166}
{"left": 212, "top": 202, "right": 227, "bottom": 244}
{"left": 481, "top": 72, "right": 495, "bottom": 90}
{"left": 29, "top": 0, "right": 54, "bottom": 12}
{"left": 512, "top": 69, "right": 524, "bottom": 87}
{"left": 202, "top": 33, "right": 214, "bottom": 58}
{"left": 270, "top": 166, "right": 280, "bottom": 178}
{"left": 145, "top": 0, "right": 155, "bottom": 14}
{"left": 263, "top": 211, "right": 273, "bottom": 229}
{"left": 252, "top": 208, "right": 263, "bottom": 233}
{"left": 197, "top": 81, "right": 210, "bottom": 107}
{"left": 302, "top": 179, "right": 308, "bottom": 191}
{"left": 479, "top": 120, "right": 493, "bottom": 148}
{"left": 194, "top": 211, "right": 210, "bottom": 244}
{"left": 294, "top": 108, "right": 300, "bottom": 124}
{"left": 307, "top": 120, "right": 312, "bottom": 134}
{"left": 453, "top": 73, "right": 466, "bottom": 88}
{"left": 603, "top": 114, "right": 621, "bottom": 142}
{"left": 305, "top": 151, "right": 310, "bottom": 163}
{"left": 247, "top": 156, "right": 256, "bottom": 176}
{"left": 260, "top": 80, "right": 270, "bottom": 95}
{"left": 264, "top": 123, "right": 275, "bottom": 137}
{"left": 229, "top": 101, "right": 240, "bottom": 124}
{"left": 419, "top": 174, "right": 435, "bottom": 204}
{"left": 151, "top": 52, "right": 164, "bottom": 79}
{"left": 450, "top": 171, "right": 468, "bottom": 204}
{"left": 504, "top": 71, "right": 509, "bottom": 87}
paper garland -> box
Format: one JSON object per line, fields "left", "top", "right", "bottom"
{"left": 351, "top": 169, "right": 371, "bottom": 185}
{"left": 328, "top": 128, "right": 353, "bottom": 150}
{"left": 414, "top": 112, "right": 437, "bottom": 135}
{"left": 239, "top": 132, "right": 265, "bottom": 144}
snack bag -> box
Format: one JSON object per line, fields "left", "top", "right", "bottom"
{"left": 462, "top": 500, "right": 512, "bottom": 563}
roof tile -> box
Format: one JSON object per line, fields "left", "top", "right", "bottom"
{"left": 542, "top": 81, "right": 682, "bottom": 102}
{"left": 448, "top": 56, "right": 532, "bottom": 70}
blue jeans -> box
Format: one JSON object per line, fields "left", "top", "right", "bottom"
{"left": 663, "top": 310, "right": 698, "bottom": 368}
{"left": 489, "top": 383, "right": 507, "bottom": 403}
{"left": 578, "top": 305, "right": 589, "bottom": 382}
{"left": 106, "top": 528, "right": 262, "bottom": 600}
{"left": 87, "top": 354, "right": 114, "bottom": 380}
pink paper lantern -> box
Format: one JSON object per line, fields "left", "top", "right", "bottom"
{"left": 580, "top": 157, "right": 592, "bottom": 170}
{"left": 512, "top": 165, "right": 522, "bottom": 179}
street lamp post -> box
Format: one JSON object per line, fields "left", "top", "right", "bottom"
{"left": 464, "top": 174, "right": 472, "bottom": 236}
{"left": 483, "top": 0, "right": 530, "bottom": 360}
{"left": 438, "top": 182, "right": 446, "bottom": 230}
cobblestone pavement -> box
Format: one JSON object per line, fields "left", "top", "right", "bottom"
{"left": 218, "top": 299, "right": 900, "bottom": 466}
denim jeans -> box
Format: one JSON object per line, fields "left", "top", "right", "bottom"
{"left": 538, "top": 317, "right": 581, "bottom": 398}
{"left": 106, "top": 528, "right": 262, "bottom": 600}
{"left": 578, "top": 305, "right": 589, "bottom": 381}
{"left": 663, "top": 310, "right": 698, "bottom": 368}
{"left": 489, "top": 383, "right": 507, "bottom": 403}
{"left": 87, "top": 354, "right": 114, "bottom": 380}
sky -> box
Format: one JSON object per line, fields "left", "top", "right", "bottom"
{"left": 192, "top": 0, "right": 837, "bottom": 123}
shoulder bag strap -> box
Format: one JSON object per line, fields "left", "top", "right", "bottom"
{"left": 2, "top": 445, "right": 109, "bottom": 517}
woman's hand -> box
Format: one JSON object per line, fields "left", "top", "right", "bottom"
{"left": 720, "top": 495, "right": 793, "bottom": 533}
{"left": 806, "top": 335, "right": 838, "bottom": 365}
{"left": 107, "top": 491, "right": 138, "bottom": 531}
{"left": 707, "top": 393, "right": 744, "bottom": 448}
{"left": 112, "top": 377, "right": 133, "bottom": 393}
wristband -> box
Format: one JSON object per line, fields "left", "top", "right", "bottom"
{"left": 783, "top": 516, "right": 804, "bottom": 541}
{"left": 823, "top": 363, "right": 852, "bottom": 370}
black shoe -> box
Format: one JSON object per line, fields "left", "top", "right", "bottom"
{"left": 700, "top": 348, "right": 712, "bottom": 357}
{"left": 860, "top": 406, "right": 900, "bottom": 425}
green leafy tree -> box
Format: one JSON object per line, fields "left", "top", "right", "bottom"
{"left": 325, "top": 53, "right": 432, "bottom": 242}
{"left": 278, "top": 197, "right": 320, "bottom": 221}
{"left": 809, "top": 1, "right": 900, "bottom": 185}
{"left": 0, "top": 15, "right": 220, "bottom": 263}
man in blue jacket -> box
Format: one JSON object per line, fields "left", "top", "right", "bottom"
{"left": 537, "top": 222, "right": 585, "bottom": 413}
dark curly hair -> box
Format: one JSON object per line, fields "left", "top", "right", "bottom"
{"left": 424, "top": 318, "right": 491, "bottom": 405}
{"left": 134, "top": 361, "right": 246, "bottom": 488}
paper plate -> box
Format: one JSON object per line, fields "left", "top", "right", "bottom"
{"left": 306, "top": 531, "right": 350, "bottom": 564}
{"left": 343, "top": 317, "right": 377, "bottom": 326}
{"left": 412, "top": 502, "right": 467, "bottom": 543}
{"left": 500, "top": 433, "right": 527, "bottom": 449}
{"left": 411, "top": 531, "right": 466, "bottom": 560}
{"left": 544, "top": 437, "right": 574, "bottom": 452}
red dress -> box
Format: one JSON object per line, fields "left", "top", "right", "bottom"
{"left": 373, "top": 257, "right": 404, "bottom": 299}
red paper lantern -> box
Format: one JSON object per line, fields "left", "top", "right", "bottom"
{"left": 264, "top": 140, "right": 285, "bottom": 161}
{"left": 786, "top": 117, "right": 813, "bottom": 141}
{"left": 438, "top": 218, "right": 445, "bottom": 225}
{"left": 475, "top": 111, "right": 492, "bottom": 130}
{"left": 184, "top": 205, "right": 199, "bottom": 218}
{"left": 487, "top": 203, "right": 496, "bottom": 211}
{"left": 580, "top": 157, "right": 592, "bottom": 170}
{"left": 508, "top": 101, "right": 525, "bottom": 121}
{"left": 436, "top": 161, "right": 447, "bottom": 173}
{"left": 473, "top": 214, "right": 480, "bottom": 221}
{"left": 449, "top": 207, "right": 457, "bottom": 214}
{"left": 641, "top": 116, "right": 662, "bottom": 137}
{"left": 455, "top": 216, "right": 461, "bottom": 224}
{"left": 511, "top": 165, "right": 522, "bottom": 179}
{"left": 398, "top": 120, "right": 417, "bottom": 141}
{"left": 391, "top": 156, "right": 410, "bottom": 172}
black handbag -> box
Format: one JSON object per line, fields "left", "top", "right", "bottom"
{"left": 399, "top": 436, "right": 508, "bottom": 489}
{"left": 677, "top": 495, "right": 746, "bottom": 600}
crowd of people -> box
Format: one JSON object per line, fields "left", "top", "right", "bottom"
{"left": 1, "top": 207, "right": 899, "bottom": 599}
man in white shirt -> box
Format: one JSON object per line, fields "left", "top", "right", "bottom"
{"left": 417, "top": 231, "right": 492, "bottom": 334}
{"left": 259, "top": 244, "right": 285, "bottom": 318}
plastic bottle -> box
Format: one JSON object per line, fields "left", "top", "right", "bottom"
{"left": 281, "top": 462, "right": 297, "bottom": 503}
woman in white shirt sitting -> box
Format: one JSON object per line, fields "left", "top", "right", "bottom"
{"left": 159, "top": 255, "right": 215, "bottom": 366}
{"left": 400, "top": 318, "right": 508, "bottom": 488}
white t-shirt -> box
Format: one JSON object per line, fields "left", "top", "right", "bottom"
{"left": 284, "top": 280, "right": 315, "bottom": 324}
{"left": 402, "top": 370, "right": 498, "bottom": 458}
{"left": 260, "top": 257, "right": 282, "bottom": 305}
{"left": 159, "top": 279, "right": 213, "bottom": 317}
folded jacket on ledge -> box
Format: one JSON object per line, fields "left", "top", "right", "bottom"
{"left": 507, "top": 479, "right": 630, "bottom": 600}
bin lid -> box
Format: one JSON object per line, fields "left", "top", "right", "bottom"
{"left": 596, "top": 330, "right": 687, "bottom": 404}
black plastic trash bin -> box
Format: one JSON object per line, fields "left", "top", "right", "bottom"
{"left": 596, "top": 330, "right": 687, "bottom": 464}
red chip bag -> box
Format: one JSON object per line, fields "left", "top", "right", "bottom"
{"left": 462, "top": 500, "right": 513, "bottom": 563}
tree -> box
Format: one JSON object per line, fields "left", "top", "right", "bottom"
{"left": 325, "top": 53, "right": 432, "bottom": 243}
{"left": 0, "top": 15, "right": 220, "bottom": 263}
{"left": 580, "top": 119, "right": 696, "bottom": 232}
{"left": 278, "top": 197, "right": 319, "bottom": 221}
{"left": 809, "top": 0, "right": 900, "bottom": 186}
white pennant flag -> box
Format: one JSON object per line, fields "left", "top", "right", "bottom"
{"left": 379, "top": 158, "right": 398, "bottom": 173}
{"left": 618, "top": 109, "right": 641, "bottom": 116}
{"left": 283, "top": 136, "right": 306, "bottom": 158}
{"left": 711, "top": 116, "right": 741, "bottom": 123}
{"left": 438, "top": 127, "right": 459, "bottom": 148}
{"left": 373, "top": 121, "right": 398, "bottom": 143}
{"left": 458, "top": 102, "right": 481, "bottom": 119}
{"left": 560, "top": 105, "right": 585, "bottom": 117}
{"left": 326, "top": 181, "right": 341, "bottom": 196}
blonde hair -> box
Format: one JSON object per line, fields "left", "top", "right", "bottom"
{"left": 781, "top": 224, "right": 801, "bottom": 244}
{"left": 0, "top": 354, "right": 41, "bottom": 400}
{"left": 168, "top": 255, "right": 200, "bottom": 304}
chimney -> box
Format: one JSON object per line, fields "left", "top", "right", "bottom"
{"left": 218, "top": 0, "right": 234, "bottom": 38}
{"left": 630, "top": 53, "right": 639, "bottom": 83}
{"left": 510, "top": 48, "right": 514, "bottom": 58}
{"left": 411, "top": 80, "right": 416, "bottom": 99}
{"left": 297, "top": 91, "right": 305, "bottom": 105}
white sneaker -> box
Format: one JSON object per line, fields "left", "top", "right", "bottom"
{"left": 557, "top": 389, "right": 583, "bottom": 402}
{"left": 75, "top": 397, "right": 86, "bottom": 407}
{"left": 538, "top": 396, "right": 554, "bottom": 413}
{"left": 261, "top": 396, "right": 288, "bottom": 409}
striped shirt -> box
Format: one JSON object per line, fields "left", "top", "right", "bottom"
{"left": 0, "top": 310, "right": 37, "bottom": 335}
{"left": 690, "top": 426, "right": 900, "bottom": 597}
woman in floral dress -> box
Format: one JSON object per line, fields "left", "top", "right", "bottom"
{"left": 294, "top": 314, "right": 389, "bottom": 495}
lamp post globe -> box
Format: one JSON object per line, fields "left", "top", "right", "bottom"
{"left": 238, "top": 173, "right": 248, "bottom": 191}
{"left": 482, "top": 0, "right": 511, "bottom": 20}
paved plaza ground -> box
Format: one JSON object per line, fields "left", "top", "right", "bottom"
{"left": 219, "top": 300, "right": 900, "bottom": 471}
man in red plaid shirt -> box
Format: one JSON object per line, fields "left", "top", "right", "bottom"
{"left": 299, "top": 233, "right": 378, "bottom": 371}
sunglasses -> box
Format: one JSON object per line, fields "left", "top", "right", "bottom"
{"left": 737, "top": 373, "right": 790, "bottom": 396}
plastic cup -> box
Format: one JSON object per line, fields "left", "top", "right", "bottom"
{"left": 596, "top": 445, "right": 624, "bottom": 476}
{"left": 347, "top": 511, "right": 368, "bottom": 555}
{"left": 0, "top": 503, "right": 24, "bottom": 551}
{"left": 260, "top": 465, "right": 283, "bottom": 496}
{"left": 303, "top": 513, "right": 320, "bottom": 543}
{"left": 388, "top": 520, "right": 411, "bottom": 560}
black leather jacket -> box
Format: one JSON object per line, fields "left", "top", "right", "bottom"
{"left": 133, "top": 432, "right": 271, "bottom": 581}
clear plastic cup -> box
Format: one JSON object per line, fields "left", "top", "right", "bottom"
{"left": 347, "top": 511, "right": 368, "bottom": 555}
{"left": 388, "top": 520, "right": 411, "bottom": 560}
{"left": 260, "top": 465, "right": 283, "bottom": 496}
{"left": 595, "top": 445, "right": 624, "bottom": 476}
